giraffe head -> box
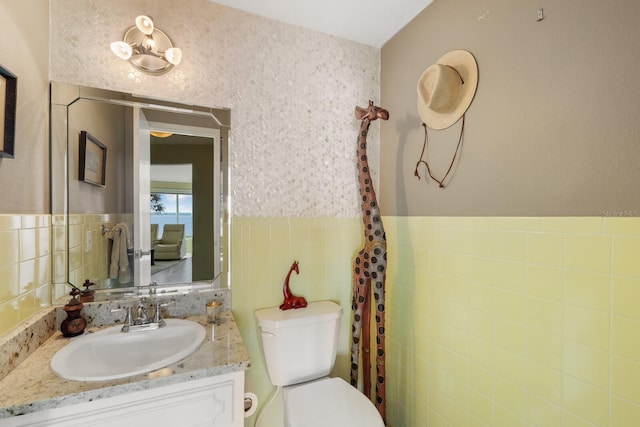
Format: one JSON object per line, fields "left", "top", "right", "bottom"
{"left": 355, "top": 100, "right": 389, "bottom": 121}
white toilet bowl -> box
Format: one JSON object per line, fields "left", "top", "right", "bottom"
{"left": 284, "top": 377, "right": 384, "bottom": 427}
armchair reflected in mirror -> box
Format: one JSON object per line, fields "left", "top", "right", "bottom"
{"left": 155, "top": 224, "right": 186, "bottom": 260}
{"left": 150, "top": 223, "right": 161, "bottom": 247}
{"left": 151, "top": 223, "right": 191, "bottom": 284}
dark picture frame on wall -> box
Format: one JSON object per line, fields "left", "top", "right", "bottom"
{"left": 79, "top": 131, "right": 107, "bottom": 187}
{"left": 0, "top": 64, "right": 17, "bottom": 159}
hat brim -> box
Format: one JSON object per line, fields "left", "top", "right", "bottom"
{"left": 417, "top": 50, "right": 478, "bottom": 130}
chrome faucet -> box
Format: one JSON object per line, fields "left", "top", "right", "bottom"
{"left": 134, "top": 297, "right": 150, "bottom": 325}
{"left": 114, "top": 297, "right": 170, "bottom": 332}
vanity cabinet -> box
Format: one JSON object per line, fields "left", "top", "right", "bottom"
{"left": 1, "top": 371, "right": 244, "bottom": 427}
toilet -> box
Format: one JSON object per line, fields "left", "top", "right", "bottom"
{"left": 255, "top": 300, "right": 384, "bottom": 427}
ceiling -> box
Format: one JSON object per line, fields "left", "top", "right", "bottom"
{"left": 208, "top": 0, "right": 433, "bottom": 47}
{"left": 151, "top": 164, "right": 193, "bottom": 184}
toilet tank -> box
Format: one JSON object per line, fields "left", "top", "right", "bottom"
{"left": 255, "top": 301, "right": 343, "bottom": 386}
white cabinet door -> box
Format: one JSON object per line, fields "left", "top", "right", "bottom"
{"left": 0, "top": 371, "right": 244, "bottom": 427}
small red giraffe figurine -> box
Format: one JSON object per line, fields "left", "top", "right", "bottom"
{"left": 279, "top": 261, "right": 307, "bottom": 310}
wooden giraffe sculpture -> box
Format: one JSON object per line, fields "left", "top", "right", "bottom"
{"left": 351, "top": 100, "right": 389, "bottom": 422}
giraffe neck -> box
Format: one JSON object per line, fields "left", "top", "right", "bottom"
{"left": 357, "top": 118, "right": 385, "bottom": 244}
{"left": 283, "top": 264, "right": 296, "bottom": 298}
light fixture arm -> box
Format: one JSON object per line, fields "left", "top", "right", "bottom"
{"left": 135, "top": 43, "right": 160, "bottom": 58}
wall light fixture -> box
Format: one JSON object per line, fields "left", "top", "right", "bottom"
{"left": 110, "top": 15, "right": 182, "bottom": 75}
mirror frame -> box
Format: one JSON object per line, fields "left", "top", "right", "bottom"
{"left": 50, "top": 82, "right": 230, "bottom": 304}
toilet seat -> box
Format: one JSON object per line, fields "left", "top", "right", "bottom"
{"left": 284, "top": 377, "right": 384, "bottom": 427}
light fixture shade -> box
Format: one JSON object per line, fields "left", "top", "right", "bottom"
{"left": 110, "top": 41, "right": 133, "bottom": 60}
{"left": 165, "top": 48, "right": 182, "bottom": 66}
{"left": 135, "top": 15, "right": 155, "bottom": 35}
{"left": 150, "top": 131, "right": 173, "bottom": 138}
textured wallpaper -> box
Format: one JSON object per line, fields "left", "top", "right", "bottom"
{"left": 49, "top": 0, "right": 381, "bottom": 217}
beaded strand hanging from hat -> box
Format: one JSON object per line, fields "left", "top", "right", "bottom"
{"left": 414, "top": 49, "right": 478, "bottom": 187}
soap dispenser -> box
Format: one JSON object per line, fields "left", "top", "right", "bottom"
{"left": 60, "top": 287, "right": 87, "bottom": 337}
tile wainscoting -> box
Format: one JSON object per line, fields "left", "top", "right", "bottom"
{"left": 231, "top": 216, "right": 640, "bottom": 427}
{"left": 2, "top": 214, "right": 639, "bottom": 426}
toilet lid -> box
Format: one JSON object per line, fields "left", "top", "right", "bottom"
{"left": 285, "top": 378, "right": 384, "bottom": 427}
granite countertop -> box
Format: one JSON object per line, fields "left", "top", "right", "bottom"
{"left": 0, "top": 312, "right": 250, "bottom": 418}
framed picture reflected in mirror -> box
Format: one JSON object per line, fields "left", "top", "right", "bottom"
{"left": 79, "top": 130, "right": 107, "bottom": 186}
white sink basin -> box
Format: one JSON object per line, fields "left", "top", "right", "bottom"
{"left": 51, "top": 319, "right": 206, "bottom": 381}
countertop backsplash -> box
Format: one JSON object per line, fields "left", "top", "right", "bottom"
{"left": 55, "top": 288, "right": 231, "bottom": 327}
{"left": 0, "top": 288, "right": 230, "bottom": 382}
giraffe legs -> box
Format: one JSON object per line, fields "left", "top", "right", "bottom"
{"left": 350, "top": 252, "right": 368, "bottom": 388}
{"left": 373, "top": 253, "right": 387, "bottom": 422}
{"left": 370, "top": 245, "right": 387, "bottom": 422}
{"left": 351, "top": 246, "right": 387, "bottom": 424}
{"left": 362, "top": 279, "right": 372, "bottom": 399}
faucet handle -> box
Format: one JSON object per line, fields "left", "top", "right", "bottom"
{"left": 123, "top": 306, "right": 134, "bottom": 331}
{"left": 151, "top": 301, "right": 174, "bottom": 327}
{"left": 111, "top": 306, "right": 134, "bottom": 332}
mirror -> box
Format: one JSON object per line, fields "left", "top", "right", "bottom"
{"left": 50, "top": 82, "right": 230, "bottom": 303}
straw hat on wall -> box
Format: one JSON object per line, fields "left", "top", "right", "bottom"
{"left": 417, "top": 50, "right": 478, "bottom": 130}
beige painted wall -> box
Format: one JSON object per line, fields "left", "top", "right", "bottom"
{"left": 0, "top": 0, "right": 50, "bottom": 334}
{"left": 68, "top": 100, "right": 128, "bottom": 214}
{"left": 380, "top": 0, "right": 640, "bottom": 216}
{"left": 0, "top": 0, "right": 49, "bottom": 214}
